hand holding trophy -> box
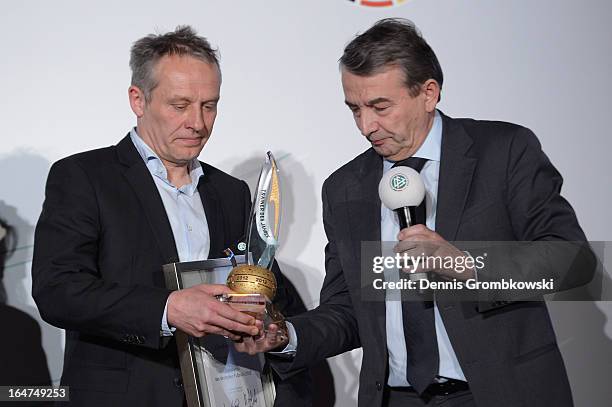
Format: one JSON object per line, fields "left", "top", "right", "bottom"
{"left": 220, "top": 152, "right": 289, "bottom": 351}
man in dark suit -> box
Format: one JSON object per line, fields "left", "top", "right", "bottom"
{"left": 32, "top": 26, "right": 310, "bottom": 406}
{"left": 241, "top": 19, "right": 594, "bottom": 407}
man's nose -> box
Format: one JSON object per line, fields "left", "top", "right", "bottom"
{"left": 359, "top": 110, "right": 379, "bottom": 137}
{"left": 186, "top": 106, "right": 205, "bottom": 132}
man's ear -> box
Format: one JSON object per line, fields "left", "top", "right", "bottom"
{"left": 422, "top": 79, "right": 441, "bottom": 112}
{"left": 128, "top": 85, "right": 146, "bottom": 117}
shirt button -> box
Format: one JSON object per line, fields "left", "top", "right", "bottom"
{"left": 376, "top": 381, "right": 382, "bottom": 391}
{"left": 187, "top": 225, "right": 193, "bottom": 232}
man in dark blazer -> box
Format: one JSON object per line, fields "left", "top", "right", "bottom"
{"left": 32, "top": 26, "right": 310, "bottom": 406}
{"left": 246, "top": 19, "right": 595, "bottom": 407}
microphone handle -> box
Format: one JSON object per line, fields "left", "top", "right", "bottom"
{"left": 394, "top": 206, "right": 418, "bottom": 229}
{"left": 394, "top": 206, "right": 429, "bottom": 287}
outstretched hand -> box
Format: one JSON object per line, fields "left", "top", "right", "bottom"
{"left": 233, "top": 321, "right": 289, "bottom": 355}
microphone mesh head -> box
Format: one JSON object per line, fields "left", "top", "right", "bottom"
{"left": 378, "top": 166, "right": 425, "bottom": 209}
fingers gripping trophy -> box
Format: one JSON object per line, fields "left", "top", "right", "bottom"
{"left": 219, "top": 152, "right": 288, "bottom": 339}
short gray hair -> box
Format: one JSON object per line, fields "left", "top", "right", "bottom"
{"left": 129, "top": 25, "right": 220, "bottom": 101}
{"left": 340, "top": 18, "right": 443, "bottom": 101}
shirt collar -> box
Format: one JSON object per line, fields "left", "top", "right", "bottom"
{"left": 129, "top": 128, "right": 204, "bottom": 196}
{"left": 384, "top": 110, "right": 442, "bottom": 171}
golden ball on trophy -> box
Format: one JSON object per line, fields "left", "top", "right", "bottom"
{"left": 226, "top": 264, "right": 277, "bottom": 301}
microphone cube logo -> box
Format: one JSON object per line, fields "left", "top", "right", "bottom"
{"left": 390, "top": 174, "right": 408, "bottom": 191}
{"left": 348, "top": 0, "right": 408, "bottom": 7}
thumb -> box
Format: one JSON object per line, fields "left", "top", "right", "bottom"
{"left": 199, "top": 284, "right": 235, "bottom": 296}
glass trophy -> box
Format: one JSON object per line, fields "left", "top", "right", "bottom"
{"left": 224, "top": 152, "right": 287, "bottom": 338}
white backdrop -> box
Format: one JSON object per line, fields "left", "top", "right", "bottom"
{"left": 1, "top": 0, "right": 611, "bottom": 405}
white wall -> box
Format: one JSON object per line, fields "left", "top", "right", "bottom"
{"left": 1, "top": 0, "right": 610, "bottom": 405}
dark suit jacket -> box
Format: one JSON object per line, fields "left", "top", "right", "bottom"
{"left": 32, "top": 135, "right": 310, "bottom": 406}
{"left": 272, "top": 113, "right": 594, "bottom": 407}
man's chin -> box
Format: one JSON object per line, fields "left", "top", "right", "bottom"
{"left": 373, "top": 145, "right": 397, "bottom": 159}
{"left": 166, "top": 152, "right": 202, "bottom": 166}
{"left": 178, "top": 145, "right": 205, "bottom": 159}
{"left": 374, "top": 147, "right": 413, "bottom": 162}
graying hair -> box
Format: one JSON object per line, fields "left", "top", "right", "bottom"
{"left": 129, "top": 25, "right": 220, "bottom": 101}
{"left": 340, "top": 18, "right": 443, "bottom": 101}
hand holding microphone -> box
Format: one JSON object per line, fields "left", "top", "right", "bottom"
{"left": 379, "top": 164, "right": 476, "bottom": 281}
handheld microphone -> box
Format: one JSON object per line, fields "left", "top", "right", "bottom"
{"left": 378, "top": 166, "right": 428, "bottom": 282}
{"left": 378, "top": 166, "right": 425, "bottom": 227}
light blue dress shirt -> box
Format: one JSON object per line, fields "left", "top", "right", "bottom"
{"left": 129, "top": 129, "right": 210, "bottom": 335}
{"left": 384, "top": 110, "right": 466, "bottom": 386}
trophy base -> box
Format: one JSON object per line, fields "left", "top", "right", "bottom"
{"left": 216, "top": 293, "right": 287, "bottom": 340}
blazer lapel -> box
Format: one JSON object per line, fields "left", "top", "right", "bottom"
{"left": 436, "top": 113, "right": 477, "bottom": 241}
{"left": 117, "top": 135, "right": 179, "bottom": 264}
{"left": 346, "top": 149, "right": 382, "bottom": 245}
{"left": 346, "top": 149, "right": 387, "bottom": 348}
{"left": 197, "top": 173, "right": 225, "bottom": 259}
